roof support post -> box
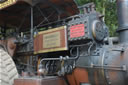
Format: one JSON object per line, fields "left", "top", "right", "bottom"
{"left": 30, "top": 6, "right": 34, "bottom": 41}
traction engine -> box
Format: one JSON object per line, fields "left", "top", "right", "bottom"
{"left": 0, "top": 0, "right": 128, "bottom": 85}
{"left": 34, "top": 1, "right": 128, "bottom": 85}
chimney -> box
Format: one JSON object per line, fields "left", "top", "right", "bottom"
{"left": 117, "top": 0, "right": 128, "bottom": 43}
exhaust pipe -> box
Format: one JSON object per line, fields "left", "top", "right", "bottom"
{"left": 117, "top": 0, "right": 128, "bottom": 43}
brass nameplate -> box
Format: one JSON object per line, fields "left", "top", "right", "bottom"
{"left": 34, "top": 26, "right": 68, "bottom": 54}
{"left": 0, "top": 0, "right": 16, "bottom": 9}
{"left": 43, "top": 32, "right": 60, "bottom": 48}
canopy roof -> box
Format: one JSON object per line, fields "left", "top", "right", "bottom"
{"left": 0, "top": 0, "right": 79, "bottom": 29}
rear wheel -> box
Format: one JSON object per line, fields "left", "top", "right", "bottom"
{"left": 0, "top": 48, "right": 18, "bottom": 85}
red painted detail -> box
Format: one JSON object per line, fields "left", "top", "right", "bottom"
{"left": 70, "top": 24, "right": 85, "bottom": 38}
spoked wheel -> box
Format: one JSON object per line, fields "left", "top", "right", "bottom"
{"left": 0, "top": 48, "right": 18, "bottom": 85}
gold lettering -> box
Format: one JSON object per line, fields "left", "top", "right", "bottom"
{"left": 43, "top": 32, "right": 60, "bottom": 48}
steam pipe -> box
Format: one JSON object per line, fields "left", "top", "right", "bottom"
{"left": 117, "top": 0, "right": 128, "bottom": 43}
{"left": 40, "top": 47, "right": 79, "bottom": 64}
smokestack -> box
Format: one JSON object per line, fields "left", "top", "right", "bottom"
{"left": 117, "top": 0, "right": 128, "bottom": 43}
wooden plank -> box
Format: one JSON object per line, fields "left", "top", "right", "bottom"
{"left": 14, "top": 77, "right": 67, "bottom": 85}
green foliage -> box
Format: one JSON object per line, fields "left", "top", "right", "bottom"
{"left": 75, "top": 0, "right": 118, "bottom": 37}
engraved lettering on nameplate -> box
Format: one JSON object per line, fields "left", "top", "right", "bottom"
{"left": 43, "top": 32, "right": 60, "bottom": 48}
